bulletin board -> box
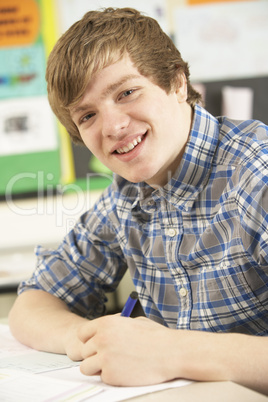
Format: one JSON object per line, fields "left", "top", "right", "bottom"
{"left": 0, "top": 0, "right": 61, "bottom": 196}
{"left": 0, "top": 0, "right": 115, "bottom": 197}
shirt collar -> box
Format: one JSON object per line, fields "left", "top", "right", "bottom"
{"left": 137, "top": 105, "right": 220, "bottom": 211}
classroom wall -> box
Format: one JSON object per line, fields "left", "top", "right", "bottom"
{"left": 0, "top": 0, "right": 267, "bottom": 316}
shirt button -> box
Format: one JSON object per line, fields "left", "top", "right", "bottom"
{"left": 179, "top": 287, "right": 187, "bottom": 297}
{"left": 168, "top": 228, "right": 177, "bottom": 237}
{"left": 147, "top": 200, "right": 154, "bottom": 206}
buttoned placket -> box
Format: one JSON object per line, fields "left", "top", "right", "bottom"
{"left": 158, "top": 195, "right": 192, "bottom": 329}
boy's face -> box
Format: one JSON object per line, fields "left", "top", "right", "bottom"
{"left": 70, "top": 54, "right": 192, "bottom": 188}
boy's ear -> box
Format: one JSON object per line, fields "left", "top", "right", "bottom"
{"left": 175, "top": 73, "right": 188, "bottom": 103}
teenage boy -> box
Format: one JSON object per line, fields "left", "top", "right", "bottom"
{"left": 9, "top": 8, "right": 268, "bottom": 394}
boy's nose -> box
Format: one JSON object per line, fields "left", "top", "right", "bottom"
{"left": 101, "top": 108, "right": 130, "bottom": 138}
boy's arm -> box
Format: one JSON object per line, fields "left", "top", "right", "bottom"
{"left": 171, "top": 326, "right": 268, "bottom": 396}
{"left": 8, "top": 290, "right": 88, "bottom": 361}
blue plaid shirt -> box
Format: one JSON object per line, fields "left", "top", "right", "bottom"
{"left": 19, "top": 105, "right": 268, "bottom": 335}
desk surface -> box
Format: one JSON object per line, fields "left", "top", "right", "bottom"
{"left": 131, "top": 380, "right": 268, "bottom": 401}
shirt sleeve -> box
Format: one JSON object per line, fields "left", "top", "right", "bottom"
{"left": 238, "top": 149, "right": 268, "bottom": 268}
{"left": 18, "top": 189, "right": 128, "bottom": 319}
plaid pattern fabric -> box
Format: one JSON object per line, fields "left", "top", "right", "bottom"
{"left": 19, "top": 105, "right": 268, "bottom": 335}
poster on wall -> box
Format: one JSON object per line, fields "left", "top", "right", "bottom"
{"left": 0, "top": 0, "right": 57, "bottom": 154}
{"left": 0, "top": 96, "right": 58, "bottom": 156}
{"left": 0, "top": 0, "right": 62, "bottom": 195}
{"left": 174, "top": 1, "right": 268, "bottom": 82}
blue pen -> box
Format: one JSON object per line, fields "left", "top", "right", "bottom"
{"left": 121, "top": 291, "right": 138, "bottom": 317}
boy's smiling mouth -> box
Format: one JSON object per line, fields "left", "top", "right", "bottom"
{"left": 114, "top": 133, "right": 147, "bottom": 154}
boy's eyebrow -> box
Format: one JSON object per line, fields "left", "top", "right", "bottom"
{"left": 71, "top": 74, "right": 141, "bottom": 117}
{"left": 101, "top": 74, "right": 141, "bottom": 98}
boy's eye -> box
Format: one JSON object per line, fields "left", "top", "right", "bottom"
{"left": 123, "top": 89, "right": 134, "bottom": 96}
{"left": 120, "top": 89, "right": 135, "bottom": 99}
{"left": 81, "top": 113, "right": 95, "bottom": 123}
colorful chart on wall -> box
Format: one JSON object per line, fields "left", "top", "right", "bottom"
{"left": 0, "top": 0, "right": 116, "bottom": 196}
{"left": 0, "top": 0, "right": 62, "bottom": 195}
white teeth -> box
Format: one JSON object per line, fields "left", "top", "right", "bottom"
{"left": 116, "top": 136, "right": 142, "bottom": 154}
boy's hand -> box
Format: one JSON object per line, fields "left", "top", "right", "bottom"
{"left": 78, "top": 315, "right": 173, "bottom": 386}
{"left": 63, "top": 320, "right": 86, "bottom": 362}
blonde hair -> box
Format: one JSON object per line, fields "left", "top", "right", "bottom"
{"left": 46, "top": 7, "right": 201, "bottom": 144}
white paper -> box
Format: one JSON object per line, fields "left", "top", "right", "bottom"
{"left": 174, "top": 1, "right": 268, "bottom": 82}
{"left": 221, "top": 86, "right": 254, "bottom": 120}
{"left": 57, "top": 0, "right": 168, "bottom": 35}
{"left": 44, "top": 366, "right": 192, "bottom": 402}
{"left": 0, "top": 96, "right": 58, "bottom": 156}
{"left": 0, "top": 325, "right": 32, "bottom": 359}
{"left": 0, "top": 369, "right": 103, "bottom": 402}
{"left": 0, "top": 325, "right": 80, "bottom": 373}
